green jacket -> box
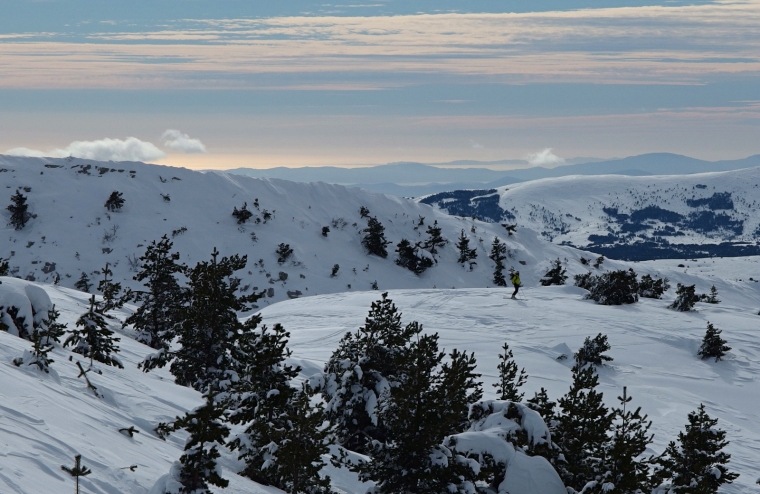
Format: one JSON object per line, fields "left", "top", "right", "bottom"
{"left": 511, "top": 274, "right": 521, "bottom": 286}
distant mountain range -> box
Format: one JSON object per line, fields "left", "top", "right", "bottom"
{"left": 225, "top": 153, "right": 760, "bottom": 197}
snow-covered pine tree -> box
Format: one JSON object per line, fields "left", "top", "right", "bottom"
{"left": 167, "top": 248, "right": 261, "bottom": 391}
{"left": 554, "top": 363, "right": 613, "bottom": 491}
{"left": 395, "top": 238, "right": 433, "bottom": 275}
{"left": 698, "top": 322, "right": 731, "bottom": 362}
{"left": 104, "top": 190, "right": 125, "bottom": 212}
{"left": 361, "top": 216, "right": 391, "bottom": 258}
{"left": 638, "top": 274, "right": 670, "bottom": 299}
{"left": 96, "top": 262, "right": 123, "bottom": 314}
{"left": 7, "top": 189, "right": 30, "bottom": 230}
{"left": 158, "top": 387, "right": 230, "bottom": 494}
{"left": 493, "top": 342, "right": 528, "bottom": 402}
{"left": 584, "top": 269, "right": 639, "bottom": 305}
{"left": 455, "top": 229, "right": 477, "bottom": 266}
{"left": 232, "top": 202, "right": 253, "bottom": 224}
{"left": 489, "top": 237, "right": 507, "bottom": 286}
{"left": 64, "top": 295, "right": 123, "bottom": 368}
{"left": 655, "top": 404, "right": 738, "bottom": 492}
{"left": 540, "top": 258, "right": 568, "bottom": 286}
{"left": 423, "top": 220, "right": 446, "bottom": 256}
{"left": 357, "top": 332, "right": 478, "bottom": 493}
{"left": 670, "top": 283, "right": 700, "bottom": 311}
{"left": 74, "top": 272, "right": 92, "bottom": 293}
{"left": 123, "top": 235, "right": 186, "bottom": 355}
{"left": 61, "top": 454, "right": 92, "bottom": 494}
{"left": 590, "top": 387, "right": 655, "bottom": 494}
{"left": 575, "top": 333, "right": 613, "bottom": 367}
{"left": 322, "top": 293, "right": 421, "bottom": 453}
{"left": 701, "top": 285, "right": 720, "bottom": 304}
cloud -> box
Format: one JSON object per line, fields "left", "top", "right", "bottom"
{"left": 162, "top": 129, "right": 207, "bottom": 153}
{"left": 526, "top": 148, "right": 565, "bottom": 166}
{"left": 5, "top": 137, "right": 166, "bottom": 162}
{"left": 469, "top": 139, "right": 484, "bottom": 149}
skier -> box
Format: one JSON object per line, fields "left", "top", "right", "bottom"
{"left": 510, "top": 271, "right": 521, "bottom": 299}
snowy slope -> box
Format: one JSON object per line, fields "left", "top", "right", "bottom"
{"left": 2, "top": 154, "right": 588, "bottom": 306}
{"left": 420, "top": 167, "right": 760, "bottom": 260}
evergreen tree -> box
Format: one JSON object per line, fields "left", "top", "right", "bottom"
{"left": 74, "top": 272, "right": 92, "bottom": 293}
{"left": 540, "top": 258, "right": 568, "bottom": 286}
{"left": 322, "top": 293, "right": 420, "bottom": 453}
{"left": 493, "top": 342, "right": 528, "bottom": 402}
{"left": 0, "top": 256, "right": 8, "bottom": 276}
{"left": 64, "top": 295, "right": 123, "bottom": 368}
{"left": 655, "top": 404, "right": 738, "bottom": 492}
{"left": 159, "top": 387, "right": 230, "bottom": 494}
{"left": 582, "top": 269, "right": 639, "bottom": 305}
{"left": 276, "top": 243, "right": 294, "bottom": 264}
{"left": 96, "top": 262, "right": 123, "bottom": 314}
{"left": 361, "top": 216, "right": 391, "bottom": 258}
{"left": 455, "top": 229, "right": 477, "bottom": 266}
{"left": 440, "top": 348, "right": 483, "bottom": 435}
{"left": 22, "top": 306, "right": 66, "bottom": 372}
{"left": 423, "top": 220, "right": 446, "bottom": 256}
{"left": 702, "top": 285, "right": 720, "bottom": 304}
{"left": 575, "top": 333, "right": 614, "bottom": 367}
{"left": 168, "top": 248, "right": 261, "bottom": 391}
{"left": 527, "top": 387, "right": 556, "bottom": 423}
{"left": 670, "top": 283, "right": 700, "bottom": 311}
{"left": 489, "top": 237, "right": 507, "bottom": 286}
{"left": 395, "top": 238, "right": 433, "bottom": 275}
{"left": 7, "top": 189, "right": 30, "bottom": 230}
{"left": 123, "top": 235, "right": 186, "bottom": 354}
{"left": 61, "top": 454, "right": 92, "bottom": 494}
{"left": 638, "top": 274, "right": 670, "bottom": 299}
{"left": 593, "top": 387, "right": 655, "bottom": 494}
{"left": 357, "top": 333, "right": 478, "bottom": 493}
{"left": 232, "top": 202, "right": 253, "bottom": 224}
{"left": 554, "top": 363, "right": 613, "bottom": 491}
{"left": 104, "top": 190, "right": 125, "bottom": 211}
{"left": 698, "top": 322, "right": 731, "bottom": 362}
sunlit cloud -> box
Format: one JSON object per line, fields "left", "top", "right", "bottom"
{"left": 527, "top": 148, "right": 565, "bottom": 166}
{"left": 162, "top": 129, "right": 207, "bottom": 153}
{"left": 6, "top": 137, "right": 166, "bottom": 162}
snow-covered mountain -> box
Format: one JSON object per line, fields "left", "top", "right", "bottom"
{"left": 420, "top": 167, "right": 760, "bottom": 260}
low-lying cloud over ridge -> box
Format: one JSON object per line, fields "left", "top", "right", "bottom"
{"left": 162, "top": 129, "right": 207, "bottom": 153}
{"left": 6, "top": 137, "right": 166, "bottom": 162}
{"left": 527, "top": 148, "right": 565, "bottom": 166}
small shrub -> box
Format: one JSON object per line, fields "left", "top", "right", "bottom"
{"left": 331, "top": 264, "right": 339, "bottom": 277}
{"left": 232, "top": 202, "right": 253, "bottom": 224}
{"left": 359, "top": 206, "right": 370, "bottom": 218}
{"left": 540, "top": 258, "right": 568, "bottom": 286}
{"left": 276, "top": 243, "right": 293, "bottom": 264}
{"left": 670, "top": 283, "right": 700, "bottom": 311}
{"left": 593, "top": 255, "right": 605, "bottom": 268}
{"left": 580, "top": 256, "right": 590, "bottom": 266}
{"left": 322, "top": 226, "right": 330, "bottom": 237}
{"left": 701, "top": 285, "right": 720, "bottom": 304}
{"left": 575, "top": 333, "right": 613, "bottom": 367}
{"left": 104, "top": 191, "right": 125, "bottom": 212}
{"left": 638, "top": 274, "right": 670, "bottom": 299}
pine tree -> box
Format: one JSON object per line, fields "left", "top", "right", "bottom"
{"left": 455, "top": 229, "right": 477, "bottom": 266}
{"left": 440, "top": 348, "right": 483, "bottom": 435}
{"left": 698, "top": 322, "right": 731, "bottom": 362}
{"left": 655, "top": 404, "right": 739, "bottom": 492}
{"left": 232, "top": 202, "right": 253, "bottom": 224}
{"left": 493, "top": 342, "right": 528, "bottom": 402}
{"left": 361, "top": 216, "right": 391, "bottom": 258}
{"left": 123, "top": 235, "right": 186, "bottom": 355}
{"left": 104, "top": 190, "right": 125, "bottom": 211}
{"left": 74, "top": 272, "right": 92, "bottom": 293}
{"left": 159, "top": 387, "right": 230, "bottom": 494}
{"left": 670, "top": 283, "right": 700, "bottom": 311}
{"left": 395, "top": 238, "right": 433, "bottom": 275}
{"left": 423, "top": 220, "right": 446, "bottom": 256}
{"left": 276, "top": 243, "right": 294, "bottom": 264}
{"left": 489, "top": 237, "right": 507, "bottom": 286}
{"left": 540, "top": 258, "right": 568, "bottom": 286}
{"left": 575, "top": 333, "right": 614, "bottom": 367}
{"left": 593, "top": 387, "right": 655, "bottom": 494}
{"left": 554, "top": 363, "right": 613, "bottom": 491}
{"left": 25, "top": 306, "right": 66, "bottom": 372}
{"left": 527, "top": 388, "right": 556, "bottom": 423}
{"left": 61, "top": 454, "right": 92, "bottom": 494}
{"left": 0, "top": 256, "right": 9, "bottom": 276}
{"left": 322, "top": 293, "right": 421, "bottom": 453}
{"left": 96, "top": 262, "right": 123, "bottom": 314}
{"left": 7, "top": 189, "right": 30, "bottom": 230}
{"left": 702, "top": 285, "right": 720, "bottom": 304}
{"left": 168, "top": 248, "right": 261, "bottom": 391}
{"left": 357, "top": 333, "right": 478, "bottom": 493}
{"left": 64, "top": 295, "right": 123, "bottom": 368}
{"left": 638, "top": 274, "right": 670, "bottom": 299}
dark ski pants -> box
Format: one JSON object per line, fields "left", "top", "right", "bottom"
{"left": 512, "top": 284, "right": 520, "bottom": 298}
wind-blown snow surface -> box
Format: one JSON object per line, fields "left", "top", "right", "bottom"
{"left": 2, "top": 154, "right": 582, "bottom": 305}
{"left": 2, "top": 263, "right": 760, "bottom": 492}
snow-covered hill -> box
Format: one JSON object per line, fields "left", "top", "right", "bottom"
{"left": 2, "top": 260, "right": 759, "bottom": 493}
{"left": 420, "top": 167, "right": 760, "bottom": 260}
{"left": 1, "top": 154, "right": 581, "bottom": 306}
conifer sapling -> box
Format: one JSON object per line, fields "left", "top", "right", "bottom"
{"left": 698, "top": 321, "right": 731, "bottom": 362}
{"left": 489, "top": 237, "right": 507, "bottom": 287}
{"left": 61, "top": 454, "right": 92, "bottom": 494}
{"left": 493, "top": 342, "right": 528, "bottom": 402}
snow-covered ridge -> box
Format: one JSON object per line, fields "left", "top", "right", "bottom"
{"left": 420, "top": 167, "right": 760, "bottom": 260}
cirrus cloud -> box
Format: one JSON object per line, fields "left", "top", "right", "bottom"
{"left": 162, "top": 129, "right": 207, "bottom": 153}
{"left": 6, "top": 137, "right": 166, "bottom": 162}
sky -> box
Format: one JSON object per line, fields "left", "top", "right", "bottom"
{"left": 1, "top": 0, "right": 759, "bottom": 170}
